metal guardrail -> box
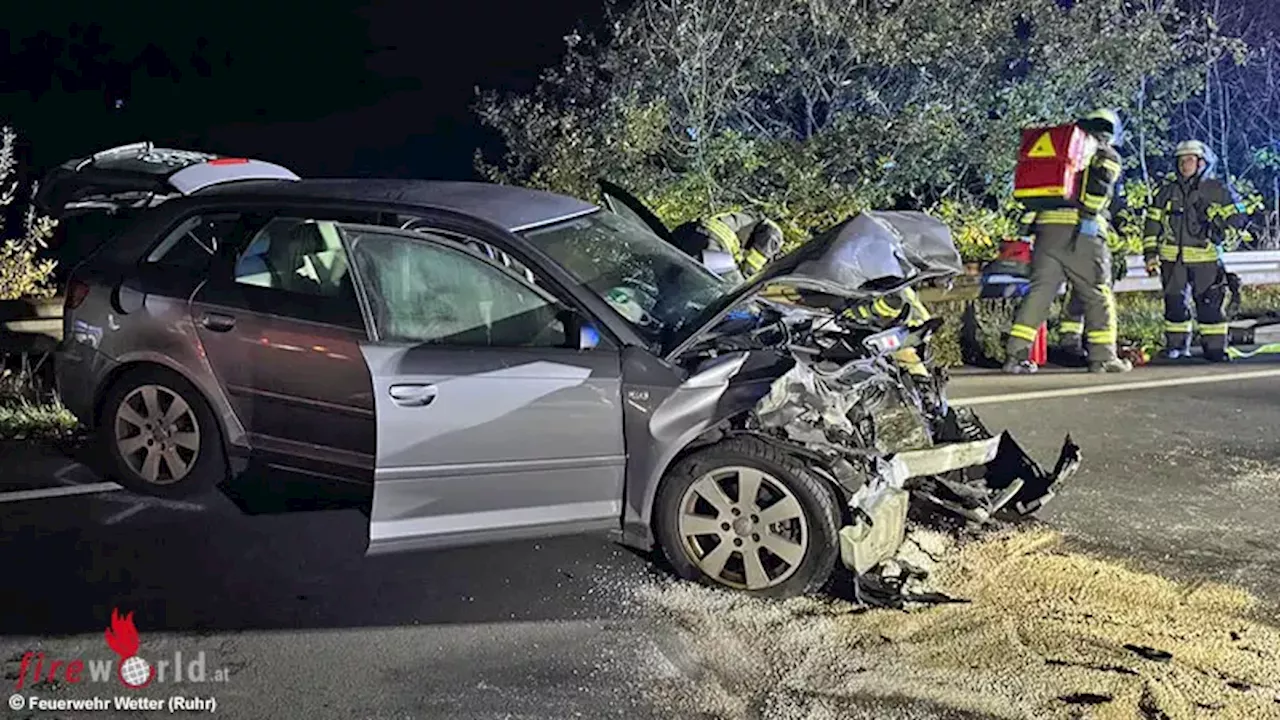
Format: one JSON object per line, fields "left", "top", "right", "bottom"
{"left": 921, "top": 250, "right": 1280, "bottom": 302}
{"left": 1114, "top": 250, "right": 1280, "bottom": 293}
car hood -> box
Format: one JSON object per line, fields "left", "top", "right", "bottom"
{"left": 664, "top": 210, "right": 963, "bottom": 360}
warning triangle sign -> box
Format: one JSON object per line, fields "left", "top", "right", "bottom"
{"left": 1027, "top": 132, "right": 1057, "bottom": 158}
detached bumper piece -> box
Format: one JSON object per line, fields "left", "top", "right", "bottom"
{"left": 898, "top": 432, "right": 1081, "bottom": 523}
{"left": 839, "top": 486, "right": 910, "bottom": 575}
{"left": 986, "top": 431, "right": 1081, "bottom": 516}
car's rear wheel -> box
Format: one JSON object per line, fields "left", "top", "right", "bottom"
{"left": 654, "top": 436, "right": 842, "bottom": 598}
{"left": 99, "top": 366, "right": 227, "bottom": 499}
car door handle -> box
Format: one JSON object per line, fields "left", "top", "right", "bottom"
{"left": 199, "top": 313, "right": 236, "bottom": 332}
{"left": 389, "top": 384, "right": 437, "bottom": 407}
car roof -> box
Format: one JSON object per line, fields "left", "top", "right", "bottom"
{"left": 195, "top": 178, "right": 601, "bottom": 232}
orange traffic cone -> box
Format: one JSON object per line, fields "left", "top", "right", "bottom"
{"left": 1028, "top": 323, "right": 1048, "bottom": 366}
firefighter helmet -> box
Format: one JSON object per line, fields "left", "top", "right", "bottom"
{"left": 747, "top": 220, "right": 784, "bottom": 259}
{"left": 1175, "top": 140, "right": 1208, "bottom": 159}
{"left": 1080, "top": 108, "right": 1122, "bottom": 141}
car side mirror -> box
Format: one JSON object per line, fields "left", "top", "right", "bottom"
{"left": 557, "top": 308, "right": 600, "bottom": 350}
{"left": 701, "top": 250, "right": 738, "bottom": 278}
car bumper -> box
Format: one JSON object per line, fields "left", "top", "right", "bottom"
{"left": 836, "top": 433, "right": 1080, "bottom": 574}
{"left": 55, "top": 339, "right": 115, "bottom": 428}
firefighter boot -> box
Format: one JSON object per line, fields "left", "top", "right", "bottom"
{"left": 1089, "top": 357, "right": 1133, "bottom": 373}
{"left": 1003, "top": 356, "right": 1039, "bottom": 374}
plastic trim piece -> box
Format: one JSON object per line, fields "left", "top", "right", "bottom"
{"left": 168, "top": 159, "right": 300, "bottom": 195}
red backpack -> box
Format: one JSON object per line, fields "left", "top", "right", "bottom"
{"left": 1013, "top": 124, "right": 1098, "bottom": 210}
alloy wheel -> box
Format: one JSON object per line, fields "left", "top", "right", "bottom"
{"left": 114, "top": 384, "right": 201, "bottom": 485}
{"left": 677, "top": 466, "right": 809, "bottom": 591}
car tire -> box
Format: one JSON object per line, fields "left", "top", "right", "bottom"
{"left": 98, "top": 366, "right": 227, "bottom": 499}
{"left": 654, "top": 435, "right": 842, "bottom": 599}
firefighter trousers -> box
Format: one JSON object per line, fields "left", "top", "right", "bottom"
{"left": 1161, "top": 259, "right": 1229, "bottom": 359}
{"left": 1059, "top": 289, "right": 1087, "bottom": 351}
{"left": 1007, "top": 225, "right": 1118, "bottom": 363}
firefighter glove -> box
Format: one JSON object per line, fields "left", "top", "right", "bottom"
{"left": 1144, "top": 255, "right": 1159, "bottom": 276}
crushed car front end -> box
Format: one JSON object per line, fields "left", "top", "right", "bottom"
{"left": 655, "top": 210, "right": 1081, "bottom": 592}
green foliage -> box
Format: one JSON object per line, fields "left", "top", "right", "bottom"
{"left": 1114, "top": 292, "right": 1166, "bottom": 355}
{"left": 475, "top": 0, "right": 1248, "bottom": 252}
{"left": 931, "top": 197, "right": 1022, "bottom": 263}
{"left": 0, "top": 364, "right": 79, "bottom": 439}
{"left": 0, "top": 400, "right": 79, "bottom": 439}
{"left": 1238, "top": 285, "right": 1280, "bottom": 314}
{"left": 972, "top": 299, "right": 1021, "bottom": 365}
{"left": 0, "top": 241, "right": 57, "bottom": 301}
{"left": 1113, "top": 179, "right": 1156, "bottom": 256}
{"left": 0, "top": 126, "right": 58, "bottom": 301}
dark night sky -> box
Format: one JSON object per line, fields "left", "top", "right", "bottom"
{"left": 1, "top": 0, "right": 603, "bottom": 182}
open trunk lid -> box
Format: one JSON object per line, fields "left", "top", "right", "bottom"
{"left": 35, "top": 142, "right": 300, "bottom": 218}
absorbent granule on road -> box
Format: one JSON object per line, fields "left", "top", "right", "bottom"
{"left": 636, "top": 526, "right": 1280, "bottom": 720}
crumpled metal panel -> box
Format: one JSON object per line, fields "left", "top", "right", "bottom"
{"left": 753, "top": 361, "right": 857, "bottom": 443}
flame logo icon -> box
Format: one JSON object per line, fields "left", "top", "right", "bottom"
{"left": 104, "top": 608, "right": 154, "bottom": 689}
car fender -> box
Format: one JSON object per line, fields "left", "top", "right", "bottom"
{"left": 617, "top": 348, "right": 793, "bottom": 550}
{"left": 96, "top": 349, "right": 248, "bottom": 452}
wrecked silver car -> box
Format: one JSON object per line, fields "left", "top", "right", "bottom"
{"left": 47, "top": 144, "right": 1073, "bottom": 601}
{"left": 600, "top": 196, "right": 1080, "bottom": 598}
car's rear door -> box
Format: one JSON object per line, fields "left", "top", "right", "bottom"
{"left": 337, "top": 220, "right": 627, "bottom": 554}
{"left": 188, "top": 212, "right": 377, "bottom": 482}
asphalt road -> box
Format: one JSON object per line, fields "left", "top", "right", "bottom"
{"left": 1, "top": 360, "right": 1278, "bottom": 719}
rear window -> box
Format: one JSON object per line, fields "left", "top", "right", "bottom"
{"left": 146, "top": 214, "right": 241, "bottom": 273}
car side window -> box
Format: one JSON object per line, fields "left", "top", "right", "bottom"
{"left": 401, "top": 218, "right": 537, "bottom": 285}
{"left": 233, "top": 218, "right": 354, "bottom": 299}
{"left": 344, "top": 227, "right": 570, "bottom": 348}
{"left": 145, "top": 214, "right": 240, "bottom": 273}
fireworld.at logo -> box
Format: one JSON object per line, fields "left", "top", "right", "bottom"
{"left": 14, "top": 608, "right": 231, "bottom": 690}
{"left": 105, "top": 608, "right": 153, "bottom": 688}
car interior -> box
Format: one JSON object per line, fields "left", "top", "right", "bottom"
{"left": 235, "top": 219, "right": 355, "bottom": 300}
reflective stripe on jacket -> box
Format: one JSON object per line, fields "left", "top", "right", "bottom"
{"left": 1142, "top": 176, "right": 1248, "bottom": 262}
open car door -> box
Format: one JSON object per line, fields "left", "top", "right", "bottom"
{"left": 598, "top": 180, "right": 673, "bottom": 242}
{"left": 337, "top": 221, "right": 627, "bottom": 555}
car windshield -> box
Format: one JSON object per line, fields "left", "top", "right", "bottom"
{"left": 520, "top": 210, "right": 730, "bottom": 343}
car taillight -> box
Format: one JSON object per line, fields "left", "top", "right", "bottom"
{"left": 65, "top": 279, "right": 91, "bottom": 310}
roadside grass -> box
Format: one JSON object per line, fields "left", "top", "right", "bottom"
{"left": 0, "top": 399, "right": 79, "bottom": 439}
{"left": 0, "top": 365, "right": 82, "bottom": 440}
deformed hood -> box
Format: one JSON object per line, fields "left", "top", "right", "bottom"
{"left": 665, "top": 210, "right": 963, "bottom": 359}
{"left": 754, "top": 210, "right": 964, "bottom": 296}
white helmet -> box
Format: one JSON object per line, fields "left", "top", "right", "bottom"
{"left": 1175, "top": 140, "right": 1208, "bottom": 159}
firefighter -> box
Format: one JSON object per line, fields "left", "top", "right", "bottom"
{"left": 1059, "top": 202, "right": 1127, "bottom": 359}
{"left": 1142, "top": 140, "right": 1249, "bottom": 361}
{"left": 843, "top": 288, "right": 933, "bottom": 377}
{"left": 671, "top": 212, "right": 785, "bottom": 283}
{"left": 1005, "top": 109, "right": 1131, "bottom": 374}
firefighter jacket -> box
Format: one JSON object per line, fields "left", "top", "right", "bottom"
{"left": 1142, "top": 176, "right": 1249, "bottom": 264}
{"left": 1016, "top": 142, "right": 1123, "bottom": 235}
{"left": 1019, "top": 207, "right": 1124, "bottom": 252}
{"left": 691, "top": 212, "right": 783, "bottom": 275}
{"left": 844, "top": 287, "right": 931, "bottom": 328}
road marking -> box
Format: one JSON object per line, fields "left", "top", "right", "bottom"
{"left": 951, "top": 366, "right": 1280, "bottom": 406}
{"left": 0, "top": 482, "right": 123, "bottom": 503}
{"left": 102, "top": 502, "right": 150, "bottom": 525}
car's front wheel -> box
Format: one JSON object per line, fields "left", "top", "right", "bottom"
{"left": 99, "top": 366, "right": 227, "bottom": 499}
{"left": 654, "top": 436, "right": 842, "bottom": 598}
